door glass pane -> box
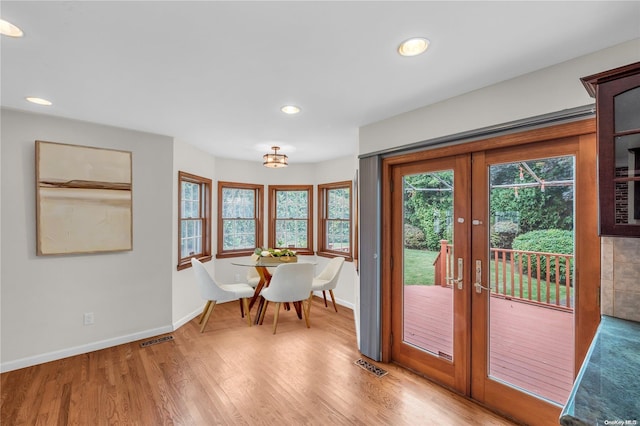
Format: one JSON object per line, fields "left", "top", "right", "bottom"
{"left": 488, "top": 156, "right": 575, "bottom": 405}
{"left": 402, "top": 170, "right": 454, "bottom": 360}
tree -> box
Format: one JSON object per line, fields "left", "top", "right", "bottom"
{"left": 490, "top": 157, "right": 574, "bottom": 249}
{"left": 403, "top": 171, "right": 453, "bottom": 251}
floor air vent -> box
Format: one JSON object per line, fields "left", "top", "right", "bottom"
{"left": 354, "top": 358, "right": 388, "bottom": 378}
{"left": 140, "top": 335, "right": 174, "bottom": 348}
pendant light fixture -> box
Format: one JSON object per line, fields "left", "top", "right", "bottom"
{"left": 263, "top": 146, "right": 288, "bottom": 168}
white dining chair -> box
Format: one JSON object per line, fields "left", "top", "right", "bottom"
{"left": 191, "top": 258, "right": 255, "bottom": 332}
{"left": 246, "top": 266, "right": 261, "bottom": 287}
{"left": 258, "top": 263, "right": 314, "bottom": 334}
{"left": 244, "top": 254, "right": 261, "bottom": 288}
{"left": 311, "top": 257, "right": 345, "bottom": 312}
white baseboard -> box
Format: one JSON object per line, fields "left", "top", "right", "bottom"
{"left": 0, "top": 325, "right": 173, "bottom": 373}
{"left": 173, "top": 306, "right": 204, "bottom": 330}
{"left": 312, "top": 291, "right": 354, "bottom": 311}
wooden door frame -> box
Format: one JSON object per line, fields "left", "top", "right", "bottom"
{"left": 380, "top": 119, "right": 599, "bottom": 405}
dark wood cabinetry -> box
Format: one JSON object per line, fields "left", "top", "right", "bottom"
{"left": 582, "top": 62, "right": 640, "bottom": 237}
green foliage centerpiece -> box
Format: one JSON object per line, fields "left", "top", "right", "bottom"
{"left": 253, "top": 247, "right": 297, "bottom": 265}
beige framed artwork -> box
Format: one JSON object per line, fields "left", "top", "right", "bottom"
{"left": 36, "top": 141, "right": 133, "bottom": 255}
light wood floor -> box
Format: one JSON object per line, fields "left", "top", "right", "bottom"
{"left": 1, "top": 297, "right": 517, "bottom": 425}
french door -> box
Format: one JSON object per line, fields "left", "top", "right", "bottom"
{"left": 389, "top": 155, "right": 471, "bottom": 393}
{"left": 383, "top": 126, "right": 600, "bottom": 426}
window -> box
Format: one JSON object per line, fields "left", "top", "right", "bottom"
{"left": 177, "top": 171, "right": 212, "bottom": 270}
{"left": 318, "top": 181, "right": 352, "bottom": 260}
{"left": 268, "top": 185, "right": 313, "bottom": 255}
{"left": 217, "top": 181, "right": 263, "bottom": 258}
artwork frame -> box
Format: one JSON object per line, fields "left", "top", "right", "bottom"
{"left": 35, "top": 140, "right": 133, "bottom": 255}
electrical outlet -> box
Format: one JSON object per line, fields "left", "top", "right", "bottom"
{"left": 83, "top": 312, "right": 94, "bottom": 326}
{"left": 234, "top": 273, "right": 240, "bottom": 282}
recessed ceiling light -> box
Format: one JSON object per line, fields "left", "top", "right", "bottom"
{"left": 26, "top": 97, "right": 52, "bottom": 106}
{"left": 0, "top": 19, "right": 24, "bottom": 37}
{"left": 398, "top": 37, "right": 430, "bottom": 57}
{"left": 281, "top": 105, "right": 301, "bottom": 115}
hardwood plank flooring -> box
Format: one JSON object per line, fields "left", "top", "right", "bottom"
{"left": 1, "top": 297, "right": 516, "bottom": 425}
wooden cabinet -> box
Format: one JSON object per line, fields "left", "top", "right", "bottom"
{"left": 582, "top": 62, "right": 640, "bottom": 237}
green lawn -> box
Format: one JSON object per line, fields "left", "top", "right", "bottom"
{"left": 403, "top": 249, "right": 438, "bottom": 285}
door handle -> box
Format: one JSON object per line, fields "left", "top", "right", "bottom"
{"left": 474, "top": 259, "right": 490, "bottom": 294}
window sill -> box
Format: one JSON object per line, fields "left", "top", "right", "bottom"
{"left": 216, "top": 251, "right": 256, "bottom": 259}
{"left": 317, "top": 251, "right": 353, "bottom": 262}
{"left": 290, "top": 249, "right": 315, "bottom": 256}
{"left": 177, "top": 255, "right": 212, "bottom": 271}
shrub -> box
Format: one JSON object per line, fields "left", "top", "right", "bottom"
{"left": 404, "top": 224, "right": 427, "bottom": 249}
{"left": 417, "top": 208, "right": 452, "bottom": 251}
{"left": 512, "top": 229, "right": 574, "bottom": 283}
{"left": 491, "top": 221, "right": 519, "bottom": 250}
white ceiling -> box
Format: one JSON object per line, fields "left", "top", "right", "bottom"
{"left": 2, "top": 1, "right": 639, "bottom": 164}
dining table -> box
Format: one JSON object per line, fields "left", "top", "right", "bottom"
{"left": 232, "top": 258, "right": 316, "bottom": 325}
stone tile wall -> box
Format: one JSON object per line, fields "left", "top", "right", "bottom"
{"left": 601, "top": 237, "right": 640, "bottom": 322}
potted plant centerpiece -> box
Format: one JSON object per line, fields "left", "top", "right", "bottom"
{"left": 253, "top": 247, "right": 297, "bottom": 265}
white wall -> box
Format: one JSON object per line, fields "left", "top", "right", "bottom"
{"left": 0, "top": 107, "right": 3, "bottom": 364}
{"left": 171, "top": 140, "right": 217, "bottom": 327}
{"left": 360, "top": 39, "right": 640, "bottom": 155}
{"left": 314, "top": 155, "right": 359, "bottom": 309}
{"left": 1, "top": 109, "right": 174, "bottom": 371}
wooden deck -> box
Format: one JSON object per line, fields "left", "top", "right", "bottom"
{"left": 403, "top": 285, "right": 574, "bottom": 404}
